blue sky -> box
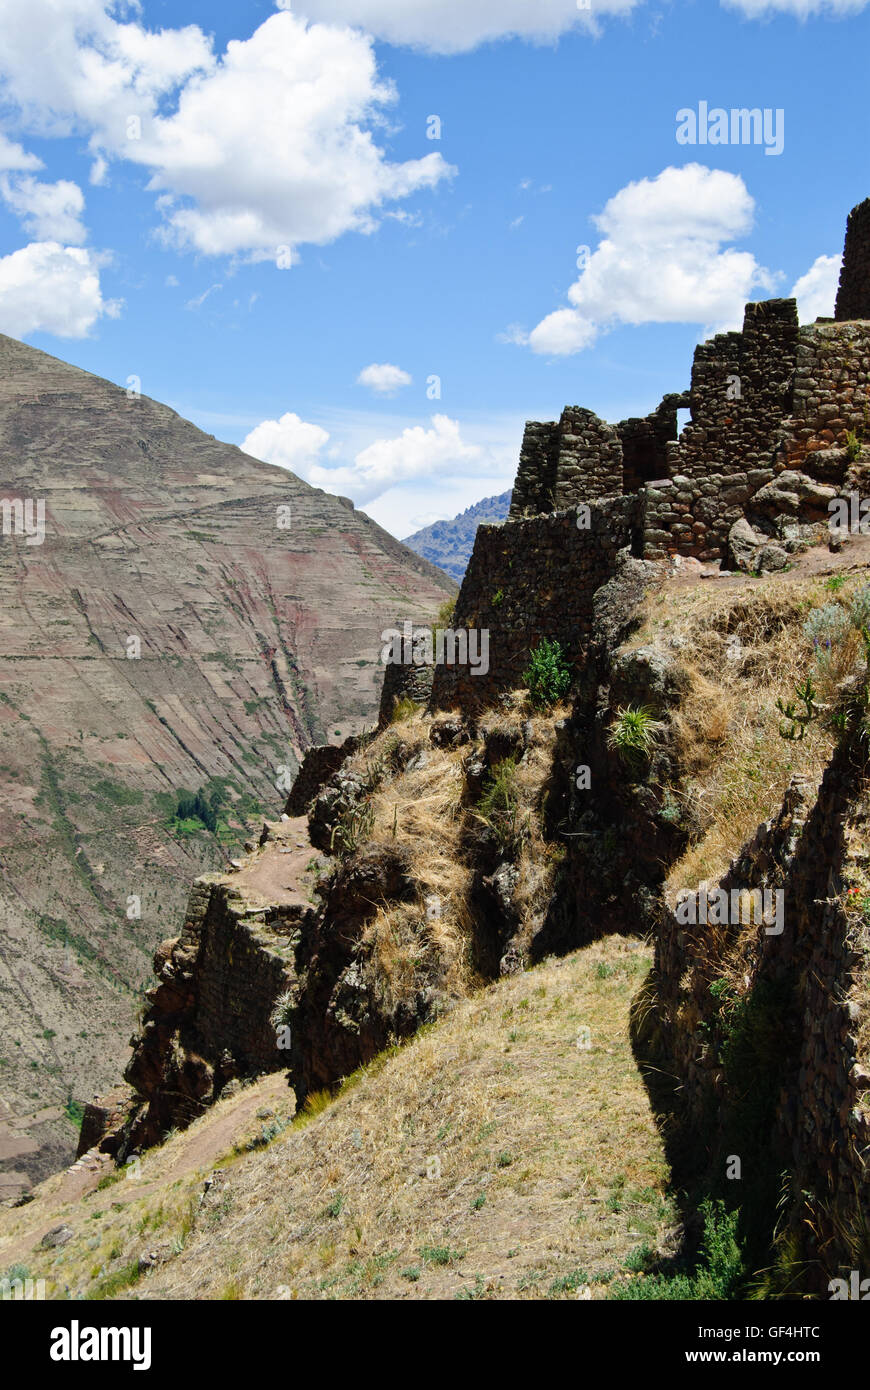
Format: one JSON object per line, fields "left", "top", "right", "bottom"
{"left": 0, "top": 0, "right": 866, "bottom": 535}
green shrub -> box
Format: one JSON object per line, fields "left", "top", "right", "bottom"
{"left": 64, "top": 1097, "right": 85, "bottom": 1129}
{"left": 522, "top": 638, "right": 572, "bottom": 710}
{"left": 329, "top": 800, "right": 374, "bottom": 853}
{"left": 548, "top": 1268, "right": 588, "bottom": 1296}
{"left": 780, "top": 585, "right": 870, "bottom": 743}
{"left": 170, "top": 788, "right": 218, "bottom": 833}
{"left": 420, "top": 1245, "right": 462, "bottom": 1266}
{"left": 846, "top": 429, "right": 862, "bottom": 462}
{"left": 610, "top": 1200, "right": 744, "bottom": 1300}
{"left": 89, "top": 1262, "right": 143, "bottom": 1300}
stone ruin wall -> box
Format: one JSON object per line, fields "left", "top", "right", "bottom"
{"left": 509, "top": 407, "right": 625, "bottom": 518}
{"left": 503, "top": 190, "right": 870, "bottom": 564}
{"left": 189, "top": 882, "right": 298, "bottom": 1073}
{"left": 781, "top": 319, "right": 870, "bottom": 477}
{"left": 431, "top": 495, "right": 642, "bottom": 712}
{"left": 644, "top": 298, "right": 800, "bottom": 560}
{"left": 117, "top": 876, "right": 299, "bottom": 1145}
{"left": 835, "top": 196, "right": 870, "bottom": 323}
{"left": 650, "top": 735, "right": 870, "bottom": 1285}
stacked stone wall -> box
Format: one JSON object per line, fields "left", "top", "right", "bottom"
{"left": 508, "top": 421, "right": 561, "bottom": 518}
{"left": 780, "top": 320, "right": 870, "bottom": 477}
{"left": 193, "top": 886, "right": 298, "bottom": 1073}
{"left": 643, "top": 299, "right": 799, "bottom": 561}
{"left": 509, "top": 408, "right": 623, "bottom": 519}
{"left": 649, "top": 737, "right": 870, "bottom": 1285}
{"left": 835, "top": 197, "right": 870, "bottom": 323}
{"left": 284, "top": 739, "right": 360, "bottom": 815}
{"left": 432, "top": 495, "right": 642, "bottom": 713}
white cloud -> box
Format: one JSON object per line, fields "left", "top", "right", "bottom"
{"left": 306, "top": 415, "right": 488, "bottom": 505}
{"left": 243, "top": 409, "right": 500, "bottom": 507}
{"left": 290, "top": 0, "right": 640, "bottom": 53}
{"left": 0, "top": 0, "right": 213, "bottom": 138}
{"left": 0, "top": 4, "right": 453, "bottom": 261}
{"left": 185, "top": 283, "right": 223, "bottom": 311}
{"left": 0, "top": 175, "right": 87, "bottom": 243}
{"left": 722, "top": 0, "right": 868, "bottom": 15}
{"left": 0, "top": 132, "right": 41, "bottom": 171}
{"left": 0, "top": 242, "right": 120, "bottom": 338}
{"left": 791, "top": 253, "right": 841, "bottom": 322}
{"left": 357, "top": 362, "right": 412, "bottom": 395}
{"left": 242, "top": 412, "right": 331, "bottom": 473}
{"left": 521, "top": 165, "right": 775, "bottom": 356}
{"left": 140, "top": 13, "right": 451, "bottom": 258}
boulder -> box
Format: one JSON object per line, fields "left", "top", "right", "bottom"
{"left": 728, "top": 517, "right": 765, "bottom": 571}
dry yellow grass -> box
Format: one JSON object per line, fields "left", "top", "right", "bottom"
{"left": 625, "top": 573, "right": 865, "bottom": 892}
{"left": 333, "top": 699, "right": 568, "bottom": 1004}
{"left": 1, "top": 938, "right": 674, "bottom": 1301}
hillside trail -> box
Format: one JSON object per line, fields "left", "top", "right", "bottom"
{"left": 0, "top": 1073, "right": 291, "bottom": 1272}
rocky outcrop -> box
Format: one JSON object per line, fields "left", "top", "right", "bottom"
{"left": 83, "top": 816, "right": 317, "bottom": 1155}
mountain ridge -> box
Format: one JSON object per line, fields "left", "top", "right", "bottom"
{"left": 402, "top": 489, "right": 512, "bottom": 582}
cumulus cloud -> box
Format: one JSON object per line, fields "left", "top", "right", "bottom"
{"left": 357, "top": 362, "right": 412, "bottom": 395}
{"left": 0, "top": 0, "right": 213, "bottom": 138}
{"left": 0, "top": 242, "right": 120, "bottom": 338}
{"left": 242, "top": 410, "right": 497, "bottom": 506}
{"left": 0, "top": 175, "right": 87, "bottom": 243}
{"left": 0, "top": 132, "right": 41, "bottom": 171}
{"left": 519, "top": 165, "right": 776, "bottom": 356}
{"left": 0, "top": 4, "right": 453, "bottom": 260}
{"left": 791, "top": 253, "right": 841, "bottom": 322}
{"left": 306, "top": 415, "right": 486, "bottom": 505}
{"left": 241, "top": 412, "right": 331, "bottom": 473}
{"left": 290, "top": 0, "right": 640, "bottom": 53}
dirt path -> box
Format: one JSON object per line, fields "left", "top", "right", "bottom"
{"left": 230, "top": 815, "right": 319, "bottom": 908}
{"left": 0, "top": 1073, "right": 291, "bottom": 1272}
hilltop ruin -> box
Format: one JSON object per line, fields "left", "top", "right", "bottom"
{"left": 429, "top": 198, "right": 870, "bottom": 710}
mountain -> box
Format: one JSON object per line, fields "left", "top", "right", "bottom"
{"left": 0, "top": 333, "right": 455, "bottom": 1197}
{"left": 403, "top": 490, "right": 512, "bottom": 582}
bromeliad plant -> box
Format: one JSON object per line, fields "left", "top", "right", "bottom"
{"left": 607, "top": 704, "right": 665, "bottom": 771}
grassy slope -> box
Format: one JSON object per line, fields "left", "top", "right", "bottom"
{"left": 0, "top": 937, "right": 674, "bottom": 1301}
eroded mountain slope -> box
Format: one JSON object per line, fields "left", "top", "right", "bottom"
{"left": 0, "top": 333, "right": 454, "bottom": 1194}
